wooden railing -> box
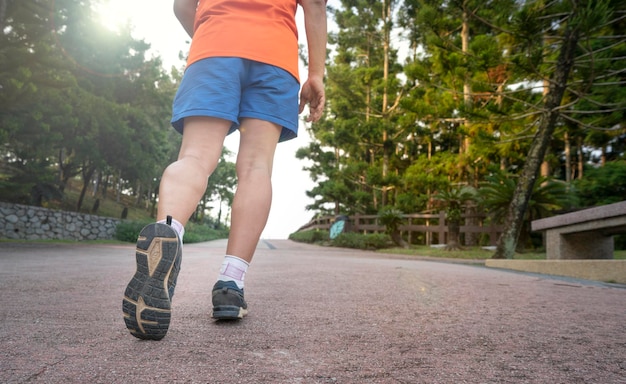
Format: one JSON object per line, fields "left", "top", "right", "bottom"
{"left": 297, "top": 212, "right": 502, "bottom": 246}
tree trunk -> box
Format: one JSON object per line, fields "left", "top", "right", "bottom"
{"left": 77, "top": 164, "right": 95, "bottom": 212}
{"left": 493, "top": 26, "right": 580, "bottom": 259}
{"left": 577, "top": 136, "right": 584, "bottom": 179}
{"left": 445, "top": 220, "right": 463, "bottom": 251}
{"left": 461, "top": 3, "right": 479, "bottom": 246}
{"left": 135, "top": 181, "right": 142, "bottom": 206}
{"left": 601, "top": 146, "right": 606, "bottom": 166}
{"left": 58, "top": 149, "right": 68, "bottom": 193}
{"left": 116, "top": 173, "right": 122, "bottom": 203}
{"left": 150, "top": 183, "right": 158, "bottom": 218}
{"left": 101, "top": 173, "right": 110, "bottom": 199}
{"left": 381, "top": 0, "right": 391, "bottom": 207}
{"left": 564, "top": 131, "right": 572, "bottom": 183}
{"left": 461, "top": 1, "right": 471, "bottom": 167}
{"left": 465, "top": 205, "right": 478, "bottom": 246}
{"left": 390, "top": 230, "right": 408, "bottom": 248}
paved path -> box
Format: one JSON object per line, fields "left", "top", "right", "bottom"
{"left": 1, "top": 240, "right": 625, "bottom": 383}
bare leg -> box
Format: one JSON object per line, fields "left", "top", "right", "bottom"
{"left": 124, "top": 116, "right": 230, "bottom": 338}
{"left": 226, "top": 118, "right": 282, "bottom": 263}
{"left": 157, "top": 116, "right": 231, "bottom": 225}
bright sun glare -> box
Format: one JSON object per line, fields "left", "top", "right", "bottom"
{"left": 96, "top": 0, "right": 134, "bottom": 32}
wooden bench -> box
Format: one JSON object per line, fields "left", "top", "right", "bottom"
{"left": 531, "top": 201, "right": 626, "bottom": 260}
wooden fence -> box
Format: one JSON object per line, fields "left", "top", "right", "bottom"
{"left": 297, "top": 212, "right": 502, "bottom": 246}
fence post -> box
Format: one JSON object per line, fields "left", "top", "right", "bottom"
{"left": 438, "top": 211, "right": 446, "bottom": 245}
{"left": 407, "top": 216, "right": 412, "bottom": 244}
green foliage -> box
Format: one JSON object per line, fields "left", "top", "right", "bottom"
{"left": 478, "top": 171, "right": 576, "bottom": 223}
{"left": 331, "top": 232, "right": 392, "bottom": 250}
{"left": 115, "top": 220, "right": 229, "bottom": 244}
{"left": 574, "top": 161, "right": 626, "bottom": 207}
{"left": 401, "top": 153, "right": 458, "bottom": 209}
{"left": 2, "top": 0, "right": 626, "bottom": 244}
{"left": 0, "top": 0, "right": 236, "bottom": 224}
{"left": 289, "top": 229, "right": 391, "bottom": 250}
{"left": 2, "top": 1, "right": 173, "bottom": 204}
{"left": 378, "top": 206, "right": 404, "bottom": 234}
{"left": 182, "top": 222, "right": 230, "bottom": 244}
{"left": 302, "top": 0, "right": 625, "bottom": 261}
{"left": 115, "top": 220, "right": 153, "bottom": 243}
{"left": 433, "top": 186, "right": 477, "bottom": 223}
{"left": 288, "top": 230, "right": 330, "bottom": 244}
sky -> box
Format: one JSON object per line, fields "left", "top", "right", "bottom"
{"left": 96, "top": 0, "right": 341, "bottom": 239}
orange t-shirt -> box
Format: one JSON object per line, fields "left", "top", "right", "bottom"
{"left": 187, "top": 0, "right": 301, "bottom": 81}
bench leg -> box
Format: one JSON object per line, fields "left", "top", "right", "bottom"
{"left": 546, "top": 231, "right": 614, "bottom": 260}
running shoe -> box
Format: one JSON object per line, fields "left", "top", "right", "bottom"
{"left": 122, "top": 217, "right": 182, "bottom": 340}
{"left": 211, "top": 280, "right": 248, "bottom": 320}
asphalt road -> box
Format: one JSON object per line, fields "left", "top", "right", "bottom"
{"left": 1, "top": 239, "right": 625, "bottom": 384}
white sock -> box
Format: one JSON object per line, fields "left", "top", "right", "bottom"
{"left": 157, "top": 217, "right": 185, "bottom": 241}
{"left": 217, "top": 255, "right": 249, "bottom": 289}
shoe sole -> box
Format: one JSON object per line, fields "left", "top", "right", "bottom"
{"left": 122, "top": 223, "right": 180, "bottom": 340}
{"left": 212, "top": 305, "right": 248, "bottom": 320}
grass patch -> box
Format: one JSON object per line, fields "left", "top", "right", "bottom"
{"left": 379, "top": 247, "right": 626, "bottom": 260}
{"left": 377, "top": 245, "right": 543, "bottom": 260}
{"left": 379, "top": 246, "right": 500, "bottom": 260}
{"left": 290, "top": 230, "right": 626, "bottom": 260}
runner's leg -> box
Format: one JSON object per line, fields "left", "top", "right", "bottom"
{"left": 226, "top": 118, "right": 282, "bottom": 263}
{"left": 157, "top": 116, "right": 231, "bottom": 225}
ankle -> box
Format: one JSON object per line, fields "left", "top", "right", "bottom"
{"left": 217, "top": 255, "right": 249, "bottom": 289}
{"left": 157, "top": 217, "right": 185, "bottom": 240}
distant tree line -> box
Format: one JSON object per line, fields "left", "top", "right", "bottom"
{"left": 1, "top": 1, "right": 625, "bottom": 254}
{"left": 297, "top": 0, "right": 625, "bottom": 256}
{"left": 0, "top": 0, "right": 235, "bottom": 225}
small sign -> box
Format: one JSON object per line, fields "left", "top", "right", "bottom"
{"left": 329, "top": 218, "right": 346, "bottom": 239}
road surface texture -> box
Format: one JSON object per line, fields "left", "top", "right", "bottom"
{"left": 1, "top": 239, "right": 625, "bottom": 383}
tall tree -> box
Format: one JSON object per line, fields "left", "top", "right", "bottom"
{"left": 301, "top": 0, "right": 404, "bottom": 214}
{"left": 0, "top": 0, "right": 75, "bottom": 203}
{"left": 1, "top": 0, "right": 181, "bottom": 213}
{"left": 493, "top": 0, "right": 624, "bottom": 258}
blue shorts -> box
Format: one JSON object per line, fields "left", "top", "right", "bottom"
{"left": 171, "top": 57, "right": 300, "bottom": 142}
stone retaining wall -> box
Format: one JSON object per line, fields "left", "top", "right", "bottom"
{"left": 0, "top": 202, "right": 121, "bottom": 241}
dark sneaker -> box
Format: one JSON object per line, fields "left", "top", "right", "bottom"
{"left": 122, "top": 218, "right": 182, "bottom": 340}
{"left": 212, "top": 280, "right": 248, "bottom": 320}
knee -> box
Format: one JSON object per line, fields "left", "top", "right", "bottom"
{"left": 236, "top": 160, "right": 272, "bottom": 182}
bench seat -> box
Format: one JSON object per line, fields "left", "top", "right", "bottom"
{"left": 531, "top": 201, "right": 626, "bottom": 260}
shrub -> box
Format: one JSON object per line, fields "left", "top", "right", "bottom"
{"left": 115, "top": 220, "right": 152, "bottom": 242}
{"left": 331, "top": 232, "right": 392, "bottom": 250}
{"left": 378, "top": 206, "right": 404, "bottom": 234}
{"left": 115, "top": 220, "right": 229, "bottom": 244}
{"left": 183, "top": 221, "right": 229, "bottom": 244}
{"left": 288, "top": 230, "right": 330, "bottom": 244}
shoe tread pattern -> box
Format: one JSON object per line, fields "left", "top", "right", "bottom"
{"left": 122, "top": 223, "right": 180, "bottom": 340}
